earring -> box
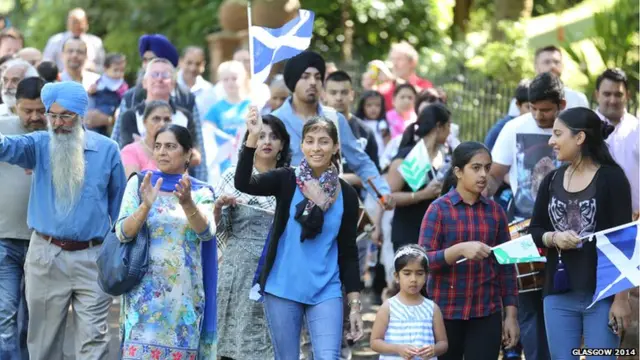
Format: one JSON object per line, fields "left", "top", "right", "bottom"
{"left": 185, "top": 160, "right": 190, "bottom": 169}
{"left": 276, "top": 152, "right": 281, "bottom": 161}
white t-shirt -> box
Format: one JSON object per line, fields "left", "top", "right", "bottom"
{"left": 492, "top": 113, "right": 560, "bottom": 218}
{"left": 507, "top": 87, "right": 589, "bottom": 117}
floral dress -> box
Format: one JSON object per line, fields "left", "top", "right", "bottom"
{"left": 115, "top": 176, "right": 216, "bottom": 359}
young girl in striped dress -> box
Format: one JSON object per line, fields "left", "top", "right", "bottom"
{"left": 370, "top": 245, "right": 448, "bottom": 359}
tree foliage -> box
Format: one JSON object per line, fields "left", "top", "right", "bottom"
{"left": 11, "top": 0, "right": 222, "bottom": 81}
{"left": 9, "top": 0, "right": 446, "bottom": 81}
{"left": 561, "top": 0, "right": 640, "bottom": 94}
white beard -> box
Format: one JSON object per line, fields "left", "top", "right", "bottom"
{"left": 1, "top": 92, "right": 15, "bottom": 110}
{"left": 48, "top": 120, "right": 86, "bottom": 216}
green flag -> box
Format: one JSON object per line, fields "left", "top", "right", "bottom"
{"left": 398, "top": 141, "right": 433, "bottom": 192}
{"left": 492, "top": 235, "right": 547, "bottom": 265}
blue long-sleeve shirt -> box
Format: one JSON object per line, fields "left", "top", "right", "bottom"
{"left": 0, "top": 129, "right": 127, "bottom": 241}
{"left": 272, "top": 98, "right": 390, "bottom": 196}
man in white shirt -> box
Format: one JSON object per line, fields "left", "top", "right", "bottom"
{"left": 507, "top": 45, "right": 588, "bottom": 117}
{"left": 488, "top": 72, "right": 568, "bottom": 360}
{"left": 177, "top": 46, "right": 213, "bottom": 120}
{"left": 58, "top": 37, "right": 100, "bottom": 91}
{"left": 594, "top": 68, "right": 639, "bottom": 218}
{"left": 42, "top": 8, "right": 105, "bottom": 73}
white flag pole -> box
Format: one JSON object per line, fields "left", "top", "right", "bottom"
{"left": 246, "top": 1, "right": 258, "bottom": 107}
{"left": 581, "top": 220, "right": 640, "bottom": 242}
{"left": 247, "top": 2, "right": 255, "bottom": 81}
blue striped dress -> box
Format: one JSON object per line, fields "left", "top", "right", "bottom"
{"left": 380, "top": 295, "right": 437, "bottom": 360}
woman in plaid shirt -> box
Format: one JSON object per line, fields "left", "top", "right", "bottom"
{"left": 418, "top": 141, "right": 520, "bottom": 360}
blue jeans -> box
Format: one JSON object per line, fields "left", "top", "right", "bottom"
{"left": 0, "top": 239, "right": 29, "bottom": 360}
{"left": 518, "top": 291, "right": 550, "bottom": 360}
{"left": 264, "top": 294, "right": 343, "bottom": 360}
{"left": 544, "top": 291, "right": 619, "bottom": 360}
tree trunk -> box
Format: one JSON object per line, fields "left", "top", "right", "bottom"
{"left": 451, "top": 0, "right": 473, "bottom": 41}
{"left": 491, "top": 0, "right": 533, "bottom": 40}
{"left": 341, "top": 0, "right": 353, "bottom": 63}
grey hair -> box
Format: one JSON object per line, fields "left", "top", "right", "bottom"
{"left": 2, "top": 58, "right": 39, "bottom": 79}
{"left": 144, "top": 58, "right": 176, "bottom": 80}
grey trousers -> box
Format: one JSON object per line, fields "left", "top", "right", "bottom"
{"left": 24, "top": 232, "right": 112, "bottom": 360}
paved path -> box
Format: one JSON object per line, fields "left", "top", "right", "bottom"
{"left": 62, "top": 292, "right": 380, "bottom": 360}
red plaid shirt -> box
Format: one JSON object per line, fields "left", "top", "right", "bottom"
{"left": 418, "top": 190, "right": 518, "bottom": 320}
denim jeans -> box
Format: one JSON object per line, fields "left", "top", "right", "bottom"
{"left": 544, "top": 291, "right": 619, "bottom": 360}
{"left": 518, "top": 291, "right": 550, "bottom": 360}
{"left": 0, "top": 238, "right": 29, "bottom": 360}
{"left": 264, "top": 294, "right": 343, "bottom": 360}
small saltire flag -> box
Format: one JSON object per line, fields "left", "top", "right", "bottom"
{"left": 250, "top": 9, "right": 315, "bottom": 84}
{"left": 398, "top": 141, "right": 434, "bottom": 192}
{"left": 492, "top": 234, "right": 547, "bottom": 264}
{"left": 588, "top": 221, "right": 640, "bottom": 309}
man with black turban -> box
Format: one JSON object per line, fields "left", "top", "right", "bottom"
{"left": 272, "top": 50, "right": 393, "bottom": 208}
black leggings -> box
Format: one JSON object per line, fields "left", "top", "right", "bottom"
{"left": 439, "top": 311, "right": 502, "bottom": 360}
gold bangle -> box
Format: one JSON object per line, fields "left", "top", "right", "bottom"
{"left": 411, "top": 192, "right": 416, "bottom": 200}
{"left": 188, "top": 209, "right": 199, "bottom": 218}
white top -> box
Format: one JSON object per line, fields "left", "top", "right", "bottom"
{"left": 177, "top": 70, "right": 214, "bottom": 121}
{"left": 0, "top": 115, "right": 33, "bottom": 240}
{"left": 43, "top": 31, "right": 105, "bottom": 73}
{"left": 492, "top": 113, "right": 558, "bottom": 218}
{"left": 507, "top": 87, "right": 589, "bottom": 117}
{"left": 380, "top": 295, "right": 437, "bottom": 360}
{"left": 598, "top": 109, "right": 640, "bottom": 212}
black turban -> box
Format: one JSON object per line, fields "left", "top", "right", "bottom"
{"left": 283, "top": 51, "right": 326, "bottom": 92}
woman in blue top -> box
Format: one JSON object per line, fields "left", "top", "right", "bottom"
{"left": 234, "top": 106, "right": 365, "bottom": 359}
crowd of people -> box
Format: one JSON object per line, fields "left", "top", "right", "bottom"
{"left": 0, "top": 6, "right": 638, "bottom": 360}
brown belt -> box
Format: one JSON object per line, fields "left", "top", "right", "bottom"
{"left": 36, "top": 232, "right": 103, "bottom": 251}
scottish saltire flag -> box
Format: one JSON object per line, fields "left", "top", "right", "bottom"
{"left": 589, "top": 221, "right": 640, "bottom": 309}
{"left": 250, "top": 9, "right": 315, "bottom": 84}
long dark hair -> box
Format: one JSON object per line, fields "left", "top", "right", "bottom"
{"left": 301, "top": 116, "right": 341, "bottom": 169}
{"left": 241, "top": 114, "right": 292, "bottom": 168}
{"left": 557, "top": 107, "right": 619, "bottom": 167}
{"left": 355, "top": 90, "right": 387, "bottom": 121}
{"left": 441, "top": 141, "right": 491, "bottom": 195}
{"left": 399, "top": 103, "right": 451, "bottom": 149}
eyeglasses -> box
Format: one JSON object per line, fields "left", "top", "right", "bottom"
{"left": 45, "top": 113, "right": 76, "bottom": 121}
{"left": 148, "top": 72, "right": 172, "bottom": 80}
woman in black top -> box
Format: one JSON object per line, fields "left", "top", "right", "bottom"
{"left": 386, "top": 103, "right": 451, "bottom": 251}
{"left": 528, "top": 107, "right": 632, "bottom": 358}
{"left": 234, "top": 107, "right": 364, "bottom": 359}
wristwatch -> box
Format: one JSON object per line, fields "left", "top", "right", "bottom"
{"left": 349, "top": 299, "right": 362, "bottom": 308}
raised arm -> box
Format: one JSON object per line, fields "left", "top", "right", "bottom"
{"left": 234, "top": 107, "right": 285, "bottom": 197}
{"left": 336, "top": 112, "right": 391, "bottom": 197}
{"left": 0, "top": 131, "right": 41, "bottom": 169}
